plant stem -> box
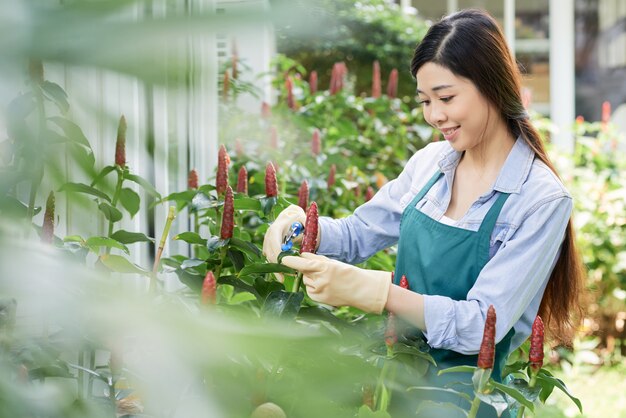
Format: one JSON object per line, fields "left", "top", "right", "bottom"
{"left": 517, "top": 373, "right": 538, "bottom": 418}
{"left": 106, "top": 169, "right": 124, "bottom": 247}
{"left": 150, "top": 206, "right": 176, "bottom": 293}
{"left": 78, "top": 349, "right": 84, "bottom": 399}
{"left": 25, "top": 83, "right": 47, "bottom": 235}
{"left": 214, "top": 246, "right": 228, "bottom": 281}
{"left": 292, "top": 272, "right": 303, "bottom": 293}
{"left": 192, "top": 211, "right": 199, "bottom": 258}
{"left": 374, "top": 345, "right": 394, "bottom": 411}
{"left": 468, "top": 396, "right": 482, "bottom": 418}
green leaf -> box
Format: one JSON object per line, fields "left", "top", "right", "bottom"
{"left": 59, "top": 182, "right": 111, "bottom": 202}
{"left": 0, "top": 196, "right": 41, "bottom": 218}
{"left": 227, "top": 249, "right": 245, "bottom": 272}
{"left": 536, "top": 369, "right": 582, "bottom": 413}
{"left": 472, "top": 367, "right": 492, "bottom": 393}
{"left": 490, "top": 381, "right": 535, "bottom": 412}
{"left": 63, "top": 235, "right": 84, "bottom": 243}
{"left": 474, "top": 389, "right": 509, "bottom": 416}
{"left": 90, "top": 165, "right": 116, "bottom": 187}
{"left": 238, "top": 263, "right": 295, "bottom": 277}
{"left": 99, "top": 254, "right": 149, "bottom": 275}
{"left": 233, "top": 195, "right": 261, "bottom": 211}
{"left": 262, "top": 290, "right": 304, "bottom": 318}
{"left": 407, "top": 386, "right": 472, "bottom": 403}
{"left": 229, "top": 291, "right": 257, "bottom": 305}
{"left": 110, "top": 230, "right": 154, "bottom": 244}
{"left": 125, "top": 173, "right": 161, "bottom": 199}
{"left": 389, "top": 342, "right": 436, "bottom": 365}
{"left": 42, "top": 82, "right": 69, "bottom": 113}
{"left": 174, "top": 232, "right": 207, "bottom": 245}
{"left": 119, "top": 187, "right": 140, "bottom": 217}
{"left": 259, "top": 196, "right": 277, "bottom": 216}
{"left": 229, "top": 237, "right": 262, "bottom": 259}
{"left": 438, "top": 365, "right": 477, "bottom": 376}
{"left": 48, "top": 116, "right": 91, "bottom": 147}
{"left": 86, "top": 236, "right": 129, "bottom": 254}
{"left": 98, "top": 202, "right": 123, "bottom": 222}
{"left": 414, "top": 400, "right": 469, "bottom": 418}
{"left": 357, "top": 405, "right": 392, "bottom": 418}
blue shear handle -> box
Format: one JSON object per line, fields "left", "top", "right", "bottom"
{"left": 281, "top": 222, "right": 304, "bottom": 252}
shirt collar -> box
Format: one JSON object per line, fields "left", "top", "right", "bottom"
{"left": 436, "top": 136, "right": 535, "bottom": 194}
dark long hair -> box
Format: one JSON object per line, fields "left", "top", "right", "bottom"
{"left": 410, "top": 9, "right": 585, "bottom": 345}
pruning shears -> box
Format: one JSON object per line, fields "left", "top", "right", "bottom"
{"left": 281, "top": 221, "right": 304, "bottom": 251}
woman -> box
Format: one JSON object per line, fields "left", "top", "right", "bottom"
{"left": 263, "top": 9, "right": 584, "bottom": 417}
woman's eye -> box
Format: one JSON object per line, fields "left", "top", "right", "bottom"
{"left": 440, "top": 96, "right": 454, "bottom": 103}
{"left": 418, "top": 99, "right": 430, "bottom": 106}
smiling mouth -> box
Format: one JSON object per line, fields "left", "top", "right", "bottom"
{"left": 440, "top": 126, "right": 459, "bottom": 135}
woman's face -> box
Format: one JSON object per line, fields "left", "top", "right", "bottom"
{"left": 416, "top": 62, "right": 497, "bottom": 152}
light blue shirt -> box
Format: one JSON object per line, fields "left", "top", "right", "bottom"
{"left": 318, "top": 138, "right": 572, "bottom": 355}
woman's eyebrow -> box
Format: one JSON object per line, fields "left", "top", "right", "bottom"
{"left": 416, "top": 84, "right": 454, "bottom": 94}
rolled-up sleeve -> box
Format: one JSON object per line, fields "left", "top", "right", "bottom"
{"left": 422, "top": 195, "right": 572, "bottom": 354}
{"left": 317, "top": 151, "right": 422, "bottom": 265}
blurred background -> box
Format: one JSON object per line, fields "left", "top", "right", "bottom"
{"left": 0, "top": 0, "right": 625, "bottom": 417}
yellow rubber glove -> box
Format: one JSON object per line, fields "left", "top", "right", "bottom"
{"left": 282, "top": 253, "right": 392, "bottom": 314}
{"left": 263, "top": 205, "right": 307, "bottom": 263}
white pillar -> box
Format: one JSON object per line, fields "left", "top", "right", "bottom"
{"left": 549, "top": 0, "right": 575, "bottom": 153}
{"left": 504, "top": 0, "right": 516, "bottom": 57}
{"left": 447, "top": 0, "right": 458, "bottom": 14}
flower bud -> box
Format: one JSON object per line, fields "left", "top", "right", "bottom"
{"left": 372, "top": 61, "right": 381, "bottom": 98}
{"left": 300, "top": 202, "right": 318, "bottom": 254}
{"left": 399, "top": 275, "right": 409, "bottom": 289}
{"left": 41, "top": 191, "right": 55, "bottom": 244}
{"left": 222, "top": 70, "right": 230, "bottom": 100}
{"left": 365, "top": 186, "right": 375, "bottom": 202}
{"left": 311, "top": 129, "right": 321, "bottom": 156}
{"left": 236, "top": 166, "right": 248, "bottom": 195}
{"left": 386, "top": 69, "right": 398, "bottom": 99}
{"left": 201, "top": 271, "right": 217, "bottom": 304}
{"left": 529, "top": 316, "right": 544, "bottom": 373}
{"left": 298, "top": 180, "right": 309, "bottom": 211}
{"left": 309, "top": 70, "right": 318, "bottom": 95}
{"left": 28, "top": 60, "right": 44, "bottom": 86}
{"left": 220, "top": 186, "right": 234, "bottom": 240}
{"left": 115, "top": 115, "right": 127, "bottom": 168}
{"left": 188, "top": 169, "right": 198, "bottom": 190}
{"left": 216, "top": 145, "right": 230, "bottom": 195}
{"left": 477, "top": 305, "right": 496, "bottom": 369}
{"left": 261, "top": 102, "right": 272, "bottom": 119}
{"left": 327, "top": 164, "right": 336, "bottom": 189}
{"left": 231, "top": 40, "right": 238, "bottom": 80}
{"left": 265, "top": 162, "right": 278, "bottom": 197}
{"left": 285, "top": 76, "right": 296, "bottom": 110}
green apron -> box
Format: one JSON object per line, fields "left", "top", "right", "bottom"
{"left": 393, "top": 171, "right": 514, "bottom": 418}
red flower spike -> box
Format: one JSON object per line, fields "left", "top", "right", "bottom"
{"left": 575, "top": 115, "right": 585, "bottom": 125}
{"left": 477, "top": 305, "right": 497, "bottom": 369}
{"left": 261, "top": 102, "right": 272, "bottom": 119}
{"left": 386, "top": 69, "right": 398, "bottom": 99}
{"left": 220, "top": 186, "right": 234, "bottom": 240}
{"left": 399, "top": 275, "right": 409, "bottom": 290}
{"left": 298, "top": 180, "right": 309, "bottom": 211}
{"left": 285, "top": 76, "right": 296, "bottom": 110}
{"left": 231, "top": 40, "right": 238, "bottom": 80}
{"left": 41, "top": 191, "right": 55, "bottom": 244}
{"left": 372, "top": 61, "right": 381, "bottom": 98}
{"left": 222, "top": 70, "right": 230, "bottom": 100}
{"left": 354, "top": 186, "right": 361, "bottom": 199}
{"left": 330, "top": 62, "right": 346, "bottom": 95}
{"left": 529, "top": 316, "right": 545, "bottom": 373}
{"left": 188, "top": 169, "right": 198, "bottom": 190}
{"left": 115, "top": 115, "right": 127, "bottom": 168}
{"left": 300, "top": 202, "right": 318, "bottom": 254}
{"left": 201, "top": 271, "right": 217, "bottom": 304}
{"left": 385, "top": 312, "right": 397, "bottom": 348}
{"left": 236, "top": 166, "right": 248, "bottom": 195}
{"left": 362, "top": 385, "right": 375, "bottom": 410}
{"left": 602, "top": 101, "right": 611, "bottom": 124}
{"left": 29, "top": 60, "right": 44, "bottom": 85}
{"left": 327, "top": 164, "right": 336, "bottom": 189}
{"left": 270, "top": 126, "right": 279, "bottom": 149}
{"left": 235, "top": 138, "right": 244, "bottom": 157}
{"left": 311, "top": 129, "right": 321, "bottom": 156}
{"left": 265, "top": 162, "right": 278, "bottom": 197}
{"left": 365, "top": 186, "right": 375, "bottom": 202}
{"left": 216, "top": 145, "right": 230, "bottom": 195}
{"left": 309, "top": 70, "right": 318, "bottom": 95}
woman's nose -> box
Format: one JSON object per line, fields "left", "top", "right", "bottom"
{"left": 428, "top": 103, "right": 447, "bottom": 126}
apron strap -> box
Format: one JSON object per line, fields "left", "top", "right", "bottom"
{"left": 410, "top": 171, "right": 443, "bottom": 207}
{"left": 478, "top": 191, "right": 511, "bottom": 234}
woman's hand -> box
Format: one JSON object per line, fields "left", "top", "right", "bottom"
{"left": 282, "top": 253, "right": 392, "bottom": 314}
